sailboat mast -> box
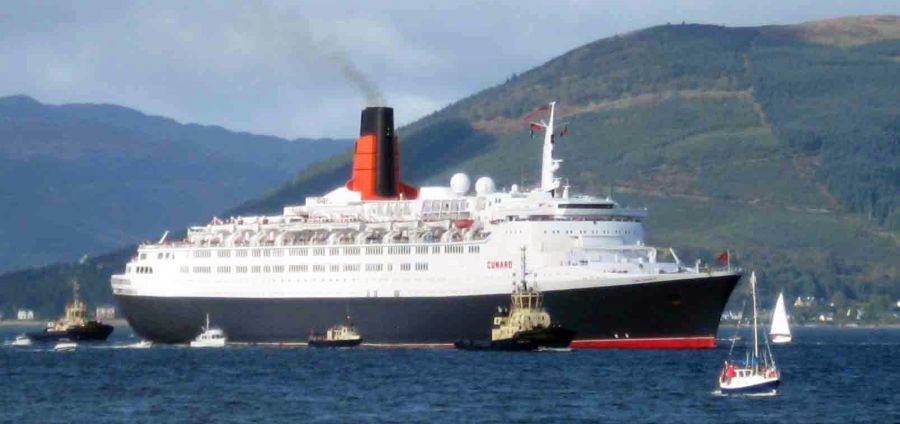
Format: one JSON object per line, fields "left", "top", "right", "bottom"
{"left": 751, "top": 272, "right": 759, "bottom": 360}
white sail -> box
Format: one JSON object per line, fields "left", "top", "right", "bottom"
{"left": 770, "top": 292, "right": 791, "bottom": 343}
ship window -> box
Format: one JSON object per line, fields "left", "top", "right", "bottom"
{"left": 180, "top": 266, "right": 189, "bottom": 273}
{"left": 139, "top": 253, "right": 146, "bottom": 260}
{"left": 216, "top": 266, "right": 231, "bottom": 273}
{"left": 431, "top": 246, "right": 440, "bottom": 254}
{"left": 252, "top": 250, "right": 262, "bottom": 257}
{"left": 343, "top": 264, "right": 360, "bottom": 272}
{"left": 329, "top": 247, "right": 340, "bottom": 256}
{"left": 415, "top": 262, "right": 429, "bottom": 271}
{"left": 313, "top": 248, "right": 325, "bottom": 256}
{"left": 236, "top": 266, "right": 248, "bottom": 273}
{"left": 416, "top": 246, "right": 428, "bottom": 254}
{"left": 273, "top": 265, "right": 285, "bottom": 273}
{"left": 217, "top": 250, "right": 231, "bottom": 258}
{"left": 400, "top": 263, "right": 411, "bottom": 271}
{"left": 236, "top": 250, "right": 248, "bottom": 257}
{"left": 313, "top": 264, "right": 327, "bottom": 272}
{"left": 251, "top": 266, "right": 261, "bottom": 273}
{"left": 468, "top": 246, "right": 480, "bottom": 254}
{"left": 330, "top": 264, "right": 339, "bottom": 272}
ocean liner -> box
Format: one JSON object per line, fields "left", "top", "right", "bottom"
{"left": 111, "top": 102, "right": 741, "bottom": 348}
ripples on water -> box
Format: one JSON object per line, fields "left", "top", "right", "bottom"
{"left": 1, "top": 327, "right": 897, "bottom": 423}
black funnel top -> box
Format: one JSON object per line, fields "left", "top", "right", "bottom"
{"left": 360, "top": 107, "right": 397, "bottom": 197}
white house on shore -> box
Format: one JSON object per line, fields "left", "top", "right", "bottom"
{"left": 16, "top": 309, "right": 34, "bottom": 320}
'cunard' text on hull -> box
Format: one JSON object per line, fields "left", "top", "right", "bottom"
{"left": 111, "top": 103, "right": 740, "bottom": 348}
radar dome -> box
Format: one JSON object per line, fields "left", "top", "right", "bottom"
{"left": 475, "top": 177, "right": 496, "bottom": 195}
{"left": 450, "top": 173, "right": 471, "bottom": 195}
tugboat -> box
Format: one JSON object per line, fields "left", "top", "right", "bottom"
{"left": 718, "top": 272, "right": 781, "bottom": 395}
{"left": 26, "top": 279, "right": 114, "bottom": 342}
{"left": 189, "top": 314, "right": 226, "bottom": 348}
{"left": 308, "top": 314, "right": 363, "bottom": 348}
{"left": 455, "top": 247, "right": 576, "bottom": 351}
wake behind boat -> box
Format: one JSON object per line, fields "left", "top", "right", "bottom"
{"left": 770, "top": 292, "right": 792, "bottom": 344}
{"left": 718, "top": 272, "right": 781, "bottom": 395}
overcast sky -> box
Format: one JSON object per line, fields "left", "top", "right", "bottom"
{"left": 2, "top": 1, "right": 897, "bottom": 139}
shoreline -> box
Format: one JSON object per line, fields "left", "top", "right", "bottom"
{"left": 718, "top": 322, "right": 900, "bottom": 329}
{"left": 0, "top": 318, "right": 130, "bottom": 327}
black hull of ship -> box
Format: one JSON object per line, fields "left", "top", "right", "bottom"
{"left": 27, "top": 322, "right": 114, "bottom": 342}
{"left": 307, "top": 338, "right": 363, "bottom": 348}
{"left": 115, "top": 273, "right": 740, "bottom": 348}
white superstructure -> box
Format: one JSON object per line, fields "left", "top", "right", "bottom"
{"left": 111, "top": 102, "right": 722, "bottom": 302}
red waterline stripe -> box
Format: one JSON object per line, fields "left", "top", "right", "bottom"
{"left": 571, "top": 336, "right": 716, "bottom": 349}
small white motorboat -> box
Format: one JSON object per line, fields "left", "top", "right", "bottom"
{"left": 53, "top": 340, "right": 78, "bottom": 351}
{"left": 11, "top": 335, "right": 32, "bottom": 346}
{"left": 769, "top": 292, "right": 792, "bottom": 344}
{"left": 190, "top": 314, "right": 226, "bottom": 348}
{"left": 718, "top": 272, "right": 781, "bottom": 395}
{"left": 128, "top": 340, "right": 153, "bottom": 349}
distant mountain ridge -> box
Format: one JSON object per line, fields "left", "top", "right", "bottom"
{"left": 0, "top": 95, "right": 352, "bottom": 271}
{"left": 1, "top": 16, "right": 897, "bottom": 322}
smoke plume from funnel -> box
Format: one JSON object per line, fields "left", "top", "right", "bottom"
{"left": 325, "top": 52, "right": 385, "bottom": 106}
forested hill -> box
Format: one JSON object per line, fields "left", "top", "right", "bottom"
{"left": 0, "top": 95, "right": 352, "bottom": 272}
{"left": 235, "top": 16, "right": 899, "bottom": 320}
{"left": 2, "top": 16, "right": 897, "bottom": 322}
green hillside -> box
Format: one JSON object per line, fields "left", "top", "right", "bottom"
{"left": 2, "top": 16, "right": 897, "bottom": 322}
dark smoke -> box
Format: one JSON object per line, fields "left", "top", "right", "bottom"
{"left": 325, "top": 52, "right": 385, "bottom": 106}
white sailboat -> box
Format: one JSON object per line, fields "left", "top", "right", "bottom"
{"left": 718, "top": 272, "right": 781, "bottom": 395}
{"left": 769, "top": 292, "right": 792, "bottom": 344}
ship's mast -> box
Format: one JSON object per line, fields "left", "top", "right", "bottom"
{"left": 540, "top": 102, "right": 562, "bottom": 194}
{"left": 72, "top": 278, "right": 80, "bottom": 302}
{"left": 519, "top": 246, "right": 528, "bottom": 290}
{"left": 751, "top": 272, "right": 759, "bottom": 361}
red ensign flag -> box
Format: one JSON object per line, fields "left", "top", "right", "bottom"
{"left": 716, "top": 251, "right": 729, "bottom": 263}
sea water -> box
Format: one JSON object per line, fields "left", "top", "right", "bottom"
{"left": 1, "top": 326, "right": 897, "bottom": 423}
